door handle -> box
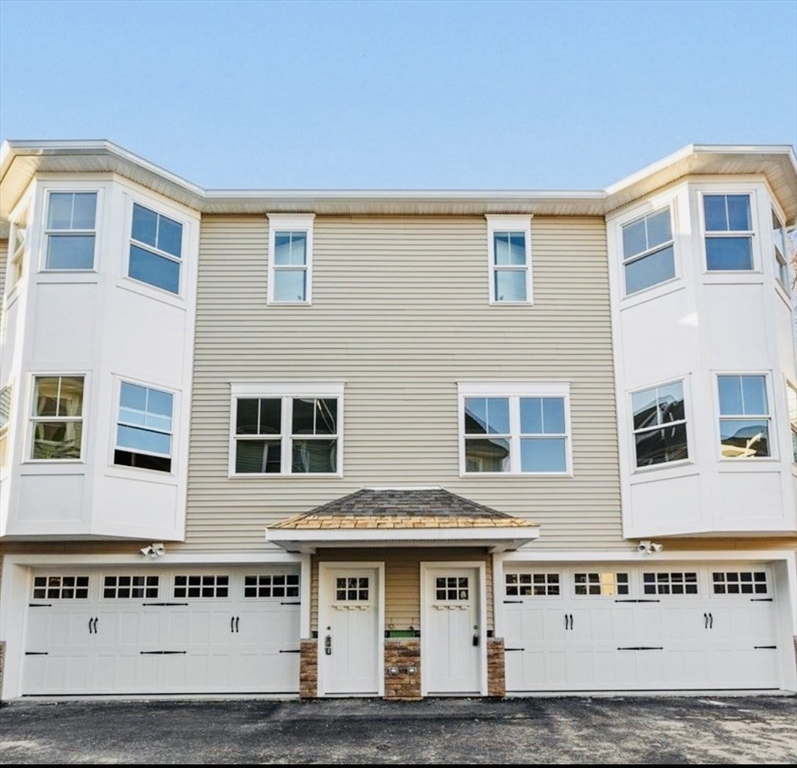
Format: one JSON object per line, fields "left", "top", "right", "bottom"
{"left": 93, "top": 617, "right": 98, "bottom": 634}
{"left": 88, "top": 617, "right": 93, "bottom": 634}
{"left": 325, "top": 634, "right": 332, "bottom": 656}
{"left": 231, "top": 616, "right": 235, "bottom": 633}
{"left": 235, "top": 617, "right": 240, "bottom": 633}
{"left": 709, "top": 613, "right": 713, "bottom": 629}
{"left": 704, "top": 612, "right": 708, "bottom": 629}
{"left": 569, "top": 614, "right": 574, "bottom": 630}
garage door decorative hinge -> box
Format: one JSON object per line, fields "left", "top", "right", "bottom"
{"left": 139, "top": 650, "right": 188, "bottom": 655}
{"left": 614, "top": 599, "right": 661, "bottom": 603}
{"left": 754, "top": 645, "right": 777, "bottom": 650}
{"left": 143, "top": 602, "right": 190, "bottom": 607}
{"left": 25, "top": 651, "right": 48, "bottom": 655}
{"left": 617, "top": 646, "right": 664, "bottom": 651}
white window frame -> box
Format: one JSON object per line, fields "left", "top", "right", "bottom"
{"left": 771, "top": 206, "right": 791, "bottom": 293}
{"left": 41, "top": 190, "right": 99, "bottom": 272}
{"left": 0, "top": 384, "right": 11, "bottom": 467}
{"left": 267, "top": 214, "right": 315, "bottom": 305}
{"left": 126, "top": 198, "right": 185, "bottom": 297}
{"left": 629, "top": 378, "right": 690, "bottom": 470}
{"left": 229, "top": 382, "right": 343, "bottom": 477}
{"left": 485, "top": 215, "right": 533, "bottom": 305}
{"left": 715, "top": 372, "right": 774, "bottom": 460}
{"left": 112, "top": 378, "right": 176, "bottom": 474}
{"left": 8, "top": 211, "right": 28, "bottom": 290}
{"left": 620, "top": 205, "right": 676, "bottom": 296}
{"left": 699, "top": 190, "right": 757, "bottom": 273}
{"left": 458, "top": 381, "right": 571, "bottom": 476}
{"left": 27, "top": 373, "right": 87, "bottom": 462}
{"left": 787, "top": 381, "right": 797, "bottom": 464}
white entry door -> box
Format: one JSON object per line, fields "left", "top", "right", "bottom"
{"left": 319, "top": 565, "right": 382, "bottom": 696}
{"left": 423, "top": 566, "right": 482, "bottom": 695}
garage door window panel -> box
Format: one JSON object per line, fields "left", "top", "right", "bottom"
{"left": 573, "top": 572, "right": 629, "bottom": 596}
{"left": 712, "top": 571, "right": 768, "bottom": 596}
{"left": 506, "top": 572, "right": 560, "bottom": 597}
{"left": 643, "top": 572, "right": 698, "bottom": 596}
{"left": 32, "top": 575, "right": 90, "bottom": 600}
{"left": 102, "top": 575, "right": 159, "bottom": 600}
{"left": 173, "top": 575, "right": 229, "bottom": 599}
{"left": 244, "top": 574, "right": 299, "bottom": 598}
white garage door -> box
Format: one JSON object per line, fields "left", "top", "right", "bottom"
{"left": 504, "top": 564, "right": 781, "bottom": 693}
{"left": 23, "top": 567, "right": 301, "bottom": 696}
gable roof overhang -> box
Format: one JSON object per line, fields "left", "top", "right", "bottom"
{"left": 264, "top": 487, "right": 540, "bottom": 554}
{"left": 3, "top": 141, "right": 795, "bottom": 237}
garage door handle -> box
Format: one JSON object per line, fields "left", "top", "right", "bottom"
{"left": 235, "top": 617, "right": 239, "bottom": 633}
{"left": 88, "top": 616, "right": 98, "bottom": 634}
{"left": 618, "top": 646, "right": 664, "bottom": 651}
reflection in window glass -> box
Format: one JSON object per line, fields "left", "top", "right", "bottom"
{"left": 632, "top": 381, "right": 688, "bottom": 466}
{"left": 718, "top": 375, "right": 770, "bottom": 458}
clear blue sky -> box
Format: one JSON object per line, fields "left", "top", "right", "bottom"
{"left": 1, "top": 0, "right": 795, "bottom": 190}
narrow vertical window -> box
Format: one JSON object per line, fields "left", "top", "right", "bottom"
{"left": 291, "top": 397, "right": 338, "bottom": 473}
{"left": 703, "top": 194, "right": 754, "bottom": 271}
{"left": 464, "top": 397, "right": 511, "bottom": 472}
{"left": 30, "top": 376, "right": 85, "bottom": 460}
{"left": 787, "top": 383, "right": 797, "bottom": 463}
{"left": 772, "top": 208, "right": 791, "bottom": 291}
{"left": 45, "top": 192, "right": 97, "bottom": 270}
{"left": 486, "top": 215, "right": 532, "bottom": 304}
{"left": 717, "top": 375, "right": 770, "bottom": 458}
{"left": 234, "top": 398, "right": 282, "bottom": 473}
{"left": 631, "top": 381, "right": 688, "bottom": 466}
{"left": 0, "top": 386, "right": 11, "bottom": 466}
{"left": 10, "top": 211, "right": 27, "bottom": 287}
{"left": 267, "top": 214, "right": 315, "bottom": 304}
{"left": 621, "top": 208, "right": 675, "bottom": 294}
{"left": 519, "top": 397, "right": 567, "bottom": 472}
{"left": 129, "top": 203, "right": 183, "bottom": 294}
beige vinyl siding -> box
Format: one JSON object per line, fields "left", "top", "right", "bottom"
{"left": 310, "top": 548, "right": 492, "bottom": 634}
{"left": 186, "top": 215, "right": 621, "bottom": 552}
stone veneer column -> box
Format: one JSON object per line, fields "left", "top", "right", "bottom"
{"left": 299, "top": 640, "right": 318, "bottom": 699}
{"left": 487, "top": 637, "right": 506, "bottom": 698}
{"left": 384, "top": 639, "right": 421, "bottom": 700}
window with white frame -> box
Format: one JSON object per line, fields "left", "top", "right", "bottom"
{"left": 114, "top": 382, "right": 174, "bottom": 473}
{"left": 30, "top": 376, "right": 84, "bottom": 460}
{"left": 631, "top": 380, "right": 688, "bottom": 467}
{"left": 231, "top": 384, "right": 341, "bottom": 475}
{"left": 44, "top": 192, "right": 97, "bottom": 270}
{"left": 486, "top": 215, "right": 532, "bottom": 303}
{"left": 129, "top": 203, "right": 183, "bottom": 294}
{"left": 771, "top": 208, "right": 791, "bottom": 290}
{"left": 787, "top": 382, "right": 797, "bottom": 463}
{"left": 267, "top": 214, "right": 314, "bottom": 304}
{"left": 460, "top": 383, "right": 570, "bottom": 474}
{"left": 621, "top": 207, "right": 675, "bottom": 295}
{"left": 0, "top": 385, "right": 10, "bottom": 466}
{"left": 9, "top": 210, "right": 27, "bottom": 287}
{"left": 703, "top": 193, "right": 754, "bottom": 271}
{"left": 717, "top": 374, "right": 770, "bottom": 458}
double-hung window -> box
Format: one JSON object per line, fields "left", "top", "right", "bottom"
{"left": 703, "top": 194, "right": 754, "bottom": 271}
{"left": 771, "top": 208, "right": 790, "bottom": 291}
{"left": 0, "top": 386, "right": 10, "bottom": 466}
{"left": 486, "top": 215, "right": 532, "bottom": 304}
{"left": 44, "top": 192, "right": 97, "bottom": 270}
{"left": 115, "top": 382, "right": 174, "bottom": 473}
{"left": 231, "top": 384, "right": 342, "bottom": 475}
{"left": 30, "top": 376, "right": 85, "bottom": 460}
{"left": 129, "top": 203, "right": 183, "bottom": 294}
{"left": 717, "top": 374, "right": 770, "bottom": 458}
{"left": 267, "top": 214, "right": 315, "bottom": 304}
{"left": 621, "top": 208, "right": 675, "bottom": 294}
{"left": 787, "top": 383, "right": 797, "bottom": 463}
{"left": 631, "top": 380, "right": 688, "bottom": 467}
{"left": 460, "top": 383, "right": 570, "bottom": 474}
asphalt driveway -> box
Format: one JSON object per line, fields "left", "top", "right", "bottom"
{"left": 1, "top": 695, "right": 795, "bottom": 764}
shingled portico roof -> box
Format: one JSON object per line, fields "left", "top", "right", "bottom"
{"left": 265, "top": 487, "right": 540, "bottom": 553}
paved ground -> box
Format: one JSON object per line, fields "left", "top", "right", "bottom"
{"left": 0, "top": 695, "right": 795, "bottom": 764}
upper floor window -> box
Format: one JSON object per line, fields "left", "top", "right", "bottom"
{"left": 787, "top": 383, "right": 797, "bottom": 463}
{"left": 631, "top": 380, "right": 688, "bottom": 467}
{"left": 129, "top": 203, "right": 183, "bottom": 294}
{"left": 9, "top": 211, "right": 27, "bottom": 287}
{"left": 115, "top": 382, "right": 174, "bottom": 473}
{"left": 771, "top": 208, "right": 791, "bottom": 291}
{"left": 621, "top": 208, "right": 675, "bottom": 295}
{"left": 45, "top": 192, "right": 97, "bottom": 270}
{"left": 703, "top": 194, "right": 753, "bottom": 271}
{"left": 231, "top": 383, "right": 342, "bottom": 475}
{"left": 486, "top": 215, "right": 532, "bottom": 304}
{"left": 30, "top": 375, "right": 84, "bottom": 460}
{"left": 267, "top": 214, "right": 315, "bottom": 304}
{"left": 717, "top": 374, "right": 770, "bottom": 458}
{"left": 459, "top": 383, "right": 570, "bottom": 474}
{"left": 0, "top": 385, "right": 10, "bottom": 466}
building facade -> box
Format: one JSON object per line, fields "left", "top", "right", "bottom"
{"left": 0, "top": 140, "right": 795, "bottom": 700}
